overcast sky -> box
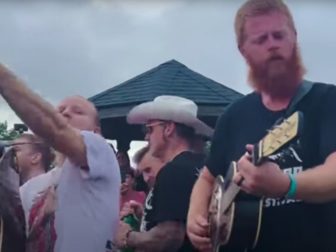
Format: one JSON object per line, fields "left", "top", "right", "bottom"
{"left": 0, "top": 0, "right": 335, "bottom": 132}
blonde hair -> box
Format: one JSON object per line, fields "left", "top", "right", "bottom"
{"left": 132, "top": 145, "right": 149, "bottom": 165}
{"left": 235, "top": 0, "right": 296, "bottom": 46}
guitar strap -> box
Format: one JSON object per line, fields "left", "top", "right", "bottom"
{"left": 270, "top": 80, "right": 313, "bottom": 129}
{"left": 285, "top": 80, "right": 314, "bottom": 117}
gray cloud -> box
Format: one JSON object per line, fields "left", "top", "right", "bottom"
{"left": 0, "top": 0, "right": 335, "bottom": 126}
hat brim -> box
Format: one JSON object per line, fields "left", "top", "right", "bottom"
{"left": 127, "top": 101, "right": 214, "bottom": 137}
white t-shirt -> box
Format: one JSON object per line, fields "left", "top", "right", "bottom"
{"left": 20, "top": 166, "right": 62, "bottom": 235}
{"left": 54, "top": 131, "right": 121, "bottom": 252}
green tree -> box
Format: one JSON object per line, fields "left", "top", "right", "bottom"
{"left": 0, "top": 121, "right": 20, "bottom": 140}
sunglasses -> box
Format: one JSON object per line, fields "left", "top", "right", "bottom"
{"left": 142, "top": 122, "right": 166, "bottom": 135}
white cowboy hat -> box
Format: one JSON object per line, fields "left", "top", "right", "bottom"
{"left": 127, "top": 95, "right": 213, "bottom": 137}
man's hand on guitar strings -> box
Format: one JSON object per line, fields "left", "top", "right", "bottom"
{"left": 187, "top": 215, "right": 212, "bottom": 252}
{"left": 233, "top": 145, "right": 291, "bottom": 198}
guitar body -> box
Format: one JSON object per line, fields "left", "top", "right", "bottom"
{"left": 209, "top": 162, "right": 262, "bottom": 252}
{"left": 208, "top": 111, "right": 304, "bottom": 252}
{"left": 226, "top": 200, "right": 262, "bottom": 251}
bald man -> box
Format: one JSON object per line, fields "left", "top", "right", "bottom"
{"left": 0, "top": 65, "right": 120, "bottom": 252}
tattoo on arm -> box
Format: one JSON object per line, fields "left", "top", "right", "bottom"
{"left": 127, "top": 221, "right": 185, "bottom": 252}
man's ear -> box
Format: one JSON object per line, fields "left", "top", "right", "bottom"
{"left": 31, "top": 152, "right": 42, "bottom": 165}
{"left": 163, "top": 122, "right": 175, "bottom": 137}
{"left": 94, "top": 126, "right": 101, "bottom": 135}
{"left": 238, "top": 43, "right": 246, "bottom": 57}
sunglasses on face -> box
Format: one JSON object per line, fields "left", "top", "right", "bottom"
{"left": 142, "top": 122, "right": 166, "bottom": 135}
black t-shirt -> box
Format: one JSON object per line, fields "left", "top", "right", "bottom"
{"left": 134, "top": 173, "right": 149, "bottom": 193}
{"left": 206, "top": 83, "right": 336, "bottom": 252}
{"left": 140, "top": 151, "right": 204, "bottom": 252}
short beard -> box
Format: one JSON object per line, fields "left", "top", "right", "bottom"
{"left": 247, "top": 44, "right": 306, "bottom": 98}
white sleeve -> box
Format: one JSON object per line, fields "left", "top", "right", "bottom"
{"left": 79, "top": 131, "right": 121, "bottom": 182}
{"left": 19, "top": 184, "right": 30, "bottom": 233}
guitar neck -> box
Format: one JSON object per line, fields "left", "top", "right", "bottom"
{"left": 252, "top": 140, "right": 271, "bottom": 166}
{"left": 221, "top": 181, "right": 241, "bottom": 213}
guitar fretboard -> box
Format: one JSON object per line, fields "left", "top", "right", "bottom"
{"left": 221, "top": 181, "right": 241, "bottom": 214}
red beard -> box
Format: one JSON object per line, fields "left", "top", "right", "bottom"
{"left": 247, "top": 45, "right": 306, "bottom": 98}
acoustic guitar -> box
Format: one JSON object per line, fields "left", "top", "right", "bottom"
{"left": 208, "top": 111, "right": 304, "bottom": 252}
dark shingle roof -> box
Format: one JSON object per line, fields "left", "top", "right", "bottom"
{"left": 90, "top": 59, "right": 243, "bottom": 108}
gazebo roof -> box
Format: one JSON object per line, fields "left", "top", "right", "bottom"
{"left": 89, "top": 59, "right": 243, "bottom": 147}
{"left": 90, "top": 59, "right": 242, "bottom": 114}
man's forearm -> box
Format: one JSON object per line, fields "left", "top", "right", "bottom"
{"left": 296, "top": 152, "right": 336, "bottom": 203}
{"left": 0, "top": 65, "right": 68, "bottom": 141}
{"left": 127, "top": 222, "right": 185, "bottom": 252}
{"left": 188, "top": 167, "right": 214, "bottom": 220}
{"left": 0, "top": 64, "right": 83, "bottom": 161}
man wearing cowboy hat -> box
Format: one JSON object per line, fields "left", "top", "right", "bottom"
{"left": 114, "top": 95, "right": 213, "bottom": 252}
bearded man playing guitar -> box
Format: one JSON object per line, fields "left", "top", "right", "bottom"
{"left": 187, "top": 1, "right": 336, "bottom": 252}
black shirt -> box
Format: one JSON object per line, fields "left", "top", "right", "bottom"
{"left": 206, "top": 82, "right": 336, "bottom": 252}
{"left": 141, "top": 151, "right": 204, "bottom": 252}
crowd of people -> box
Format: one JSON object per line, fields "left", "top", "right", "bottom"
{"left": 0, "top": 0, "right": 335, "bottom": 251}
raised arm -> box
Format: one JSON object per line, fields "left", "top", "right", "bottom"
{"left": 0, "top": 64, "right": 86, "bottom": 166}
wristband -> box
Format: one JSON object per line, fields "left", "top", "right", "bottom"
{"left": 285, "top": 174, "right": 297, "bottom": 199}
